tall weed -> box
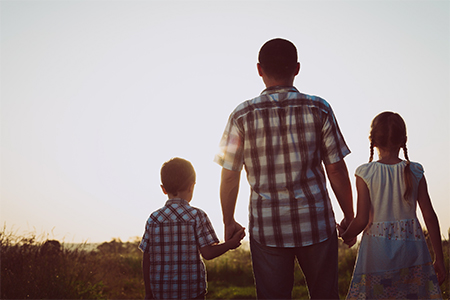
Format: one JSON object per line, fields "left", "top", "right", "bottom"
{"left": 0, "top": 230, "right": 104, "bottom": 299}
{"left": 1, "top": 227, "right": 448, "bottom": 299}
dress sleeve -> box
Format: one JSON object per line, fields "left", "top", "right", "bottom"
{"left": 409, "top": 162, "right": 424, "bottom": 183}
{"left": 355, "top": 163, "right": 370, "bottom": 182}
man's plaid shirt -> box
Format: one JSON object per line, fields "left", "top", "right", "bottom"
{"left": 139, "top": 198, "right": 219, "bottom": 299}
{"left": 215, "top": 86, "right": 350, "bottom": 248}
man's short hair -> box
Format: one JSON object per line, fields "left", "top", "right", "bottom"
{"left": 161, "top": 157, "right": 196, "bottom": 196}
{"left": 258, "top": 38, "right": 298, "bottom": 80}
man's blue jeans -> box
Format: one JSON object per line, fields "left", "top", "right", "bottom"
{"left": 250, "top": 232, "right": 339, "bottom": 299}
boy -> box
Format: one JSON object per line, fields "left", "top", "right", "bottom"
{"left": 139, "top": 157, "right": 245, "bottom": 299}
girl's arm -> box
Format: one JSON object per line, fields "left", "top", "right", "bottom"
{"left": 340, "top": 176, "right": 371, "bottom": 244}
{"left": 417, "top": 175, "right": 446, "bottom": 285}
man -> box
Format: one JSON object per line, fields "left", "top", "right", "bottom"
{"left": 215, "top": 38, "right": 354, "bottom": 299}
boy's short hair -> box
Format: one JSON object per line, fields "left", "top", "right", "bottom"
{"left": 258, "top": 38, "right": 298, "bottom": 80}
{"left": 160, "top": 157, "right": 196, "bottom": 196}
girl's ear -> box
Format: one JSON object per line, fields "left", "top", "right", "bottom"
{"left": 161, "top": 185, "right": 168, "bottom": 195}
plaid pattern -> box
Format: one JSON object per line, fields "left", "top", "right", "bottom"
{"left": 139, "top": 198, "right": 219, "bottom": 299}
{"left": 215, "top": 86, "right": 350, "bottom": 247}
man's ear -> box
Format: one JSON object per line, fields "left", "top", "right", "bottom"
{"left": 294, "top": 62, "right": 300, "bottom": 76}
{"left": 160, "top": 185, "right": 168, "bottom": 195}
{"left": 257, "top": 63, "right": 264, "bottom": 77}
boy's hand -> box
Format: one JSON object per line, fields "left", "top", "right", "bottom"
{"left": 228, "top": 227, "right": 246, "bottom": 250}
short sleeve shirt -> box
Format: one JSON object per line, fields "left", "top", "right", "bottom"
{"left": 139, "top": 198, "right": 219, "bottom": 299}
{"left": 215, "top": 86, "right": 350, "bottom": 247}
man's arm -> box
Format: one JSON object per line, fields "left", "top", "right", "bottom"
{"left": 339, "top": 176, "right": 370, "bottom": 244}
{"left": 325, "top": 159, "right": 354, "bottom": 228}
{"left": 220, "top": 168, "right": 243, "bottom": 241}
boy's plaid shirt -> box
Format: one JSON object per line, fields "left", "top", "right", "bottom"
{"left": 139, "top": 198, "right": 219, "bottom": 299}
{"left": 215, "top": 86, "right": 350, "bottom": 248}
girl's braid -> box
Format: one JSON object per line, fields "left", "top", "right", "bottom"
{"left": 402, "top": 143, "right": 410, "bottom": 165}
{"left": 403, "top": 143, "right": 413, "bottom": 202}
{"left": 369, "top": 142, "right": 375, "bottom": 162}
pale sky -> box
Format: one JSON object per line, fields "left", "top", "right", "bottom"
{"left": 1, "top": 0, "right": 449, "bottom": 243}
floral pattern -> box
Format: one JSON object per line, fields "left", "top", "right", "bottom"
{"left": 364, "top": 219, "right": 424, "bottom": 241}
{"left": 347, "top": 262, "right": 442, "bottom": 299}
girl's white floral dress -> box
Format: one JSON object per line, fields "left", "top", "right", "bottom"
{"left": 347, "top": 161, "right": 442, "bottom": 299}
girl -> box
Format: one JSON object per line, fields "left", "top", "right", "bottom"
{"left": 339, "top": 111, "right": 446, "bottom": 299}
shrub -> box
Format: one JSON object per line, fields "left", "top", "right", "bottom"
{"left": 0, "top": 231, "right": 104, "bottom": 299}
{"left": 1, "top": 228, "right": 448, "bottom": 299}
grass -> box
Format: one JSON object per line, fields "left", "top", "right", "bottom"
{"left": 1, "top": 227, "right": 448, "bottom": 299}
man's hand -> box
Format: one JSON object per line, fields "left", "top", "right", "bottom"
{"left": 339, "top": 217, "right": 353, "bottom": 232}
{"left": 337, "top": 220, "right": 357, "bottom": 248}
{"left": 227, "top": 227, "right": 246, "bottom": 249}
{"left": 225, "top": 219, "right": 244, "bottom": 242}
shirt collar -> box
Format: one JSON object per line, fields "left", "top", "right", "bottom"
{"left": 261, "top": 85, "right": 299, "bottom": 95}
{"left": 166, "top": 198, "right": 190, "bottom": 206}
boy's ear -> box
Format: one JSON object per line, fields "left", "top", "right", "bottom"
{"left": 189, "top": 182, "right": 196, "bottom": 192}
{"left": 161, "top": 185, "right": 168, "bottom": 195}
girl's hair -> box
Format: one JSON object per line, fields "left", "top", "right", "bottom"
{"left": 369, "top": 111, "right": 413, "bottom": 201}
{"left": 160, "top": 157, "right": 196, "bottom": 196}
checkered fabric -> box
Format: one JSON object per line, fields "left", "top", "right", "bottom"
{"left": 139, "top": 198, "right": 219, "bottom": 299}
{"left": 215, "top": 86, "right": 350, "bottom": 247}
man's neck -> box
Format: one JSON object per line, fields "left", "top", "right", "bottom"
{"left": 263, "top": 73, "right": 295, "bottom": 87}
{"left": 264, "top": 80, "right": 294, "bottom": 88}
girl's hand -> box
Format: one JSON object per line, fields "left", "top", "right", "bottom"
{"left": 344, "top": 236, "right": 357, "bottom": 248}
{"left": 336, "top": 223, "right": 344, "bottom": 237}
{"left": 434, "top": 260, "right": 446, "bottom": 285}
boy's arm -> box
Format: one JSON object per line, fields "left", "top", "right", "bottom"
{"left": 417, "top": 176, "right": 446, "bottom": 285}
{"left": 142, "top": 253, "right": 154, "bottom": 299}
{"left": 199, "top": 227, "right": 245, "bottom": 260}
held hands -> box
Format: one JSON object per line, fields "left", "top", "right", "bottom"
{"left": 224, "top": 219, "right": 246, "bottom": 249}
{"left": 225, "top": 219, "right": 244, "bottom": 241}
{"left": 337, "top": 218, "right": 357, "bottom": 248}
{"left": 227, "top": 227, "right": 246, "bottom": 250}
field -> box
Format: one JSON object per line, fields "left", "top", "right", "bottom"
{"left": 1, "top": 228, "right": 448, "bottom": 299}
